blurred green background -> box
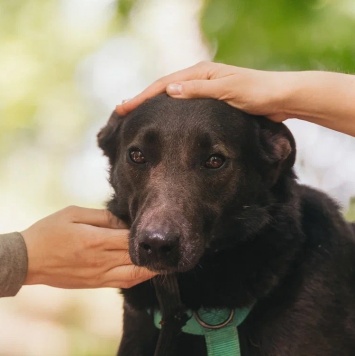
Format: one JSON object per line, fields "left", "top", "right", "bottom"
{"left": 0, "top": 0, "right": 354, "bottom": 355}
{"left": 201, "top": 0, "right": 355, "bottom": 71}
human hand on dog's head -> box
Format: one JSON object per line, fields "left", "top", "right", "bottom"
{"left": 21, "top": 206, "right": 156, "bottom": 289}
{"left": 116, "top": 61, "right": 355, "bottom": 136}
{"left": 116, "top": 61, "right": 289, "bottom": 122}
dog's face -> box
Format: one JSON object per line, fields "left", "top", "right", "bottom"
{"left": 98, "top": 94, "right": 295, "bottom": 273}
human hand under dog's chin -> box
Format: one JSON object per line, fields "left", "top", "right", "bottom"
{"left": 21, "top": 206, "right": 156, "bottom": 290}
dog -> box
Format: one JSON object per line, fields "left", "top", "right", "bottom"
{"left": 98, "top": 94, "right": 355, "bottom": 356}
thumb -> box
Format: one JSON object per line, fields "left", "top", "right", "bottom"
{"left": 166, "top": 80, "right": 220, "bottom": 99}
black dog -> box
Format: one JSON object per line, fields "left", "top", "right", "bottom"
{"left": 98, "top": 94, "right": 355, "bottom": 356}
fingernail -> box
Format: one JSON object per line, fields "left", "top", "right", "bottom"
{"left": 167, "top": 83, "right": 182, "bottom": 95}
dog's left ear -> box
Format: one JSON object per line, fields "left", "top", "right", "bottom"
{"left": 256, "top": 117, "right": 296, "bottom": 185}
{"left": 97, "top": 110, "right": 125, "bottom": 165}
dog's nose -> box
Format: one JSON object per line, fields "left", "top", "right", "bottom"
{"left": 139, "top": 231, "right": 179, "bottom": 267}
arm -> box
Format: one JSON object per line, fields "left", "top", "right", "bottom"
{"left": 116, "top": 62, "right": 355, "bottom": 136}
{"left": 281, "top": 70, "right": 355, "bottom": 136}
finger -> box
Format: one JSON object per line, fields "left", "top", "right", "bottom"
{"left": 66, "top": 206, "right": 127, "bottom": 229}
{"left": 78, "top": 225, "right": 130, "bottom": 250}
{"left": 116, "top": 61, "right": 216, "bottom": 116}
{"left": 116, "top": 77, "right": 169, "bottom": 115}
{"left": 166, "top": 78, "right": 228, "bottom": 100}
{"left": 102, "top": 265, "right": 157, "bottom": 288}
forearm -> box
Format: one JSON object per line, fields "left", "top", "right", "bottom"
{"left": 282, "top": 71, "right": 355, "bottom": 136}
{"left": 0, "top": 232, "right": 28, "bottom": 297}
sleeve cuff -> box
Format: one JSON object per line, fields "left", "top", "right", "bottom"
{"left": 0, "top": 232, "right": 28, "bottom": 297}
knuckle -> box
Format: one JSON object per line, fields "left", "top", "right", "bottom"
{"left": 130, "top": 267, "right": 141, "bottom": 280}
{"left": 131, "top": 267, "right": 154, "bottom": 283}
{"left": 196, "top": 60, "right": 210, "bottom": 68}
{"left": 155, "top": 77, "right": 169, "bottom": 89}
{"left": 86, "top": 234, "right": 103, "bottom": 249}
{"left": 116, "top": 268, "right": 145, "bottom": 289}
{"left": 63, "top": 205, "right": 80, "bottom": 218}
{"left": 90, "top": 269, "right": 109, "bottom": 288}
{"left": 93, "top": 274, "right": 105, "bottom": 288}
{"left": 188, "top": 80, "right": 202, "bottom": 94}
{"left": 66, "top": 205, "right": 79, "bottom": 212}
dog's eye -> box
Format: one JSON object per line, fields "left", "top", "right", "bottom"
{"left": 129, "top": 149, "right": 146, "bottom": 164}
{"left": 204, "top": 154, "right": 225, "bottom": 169}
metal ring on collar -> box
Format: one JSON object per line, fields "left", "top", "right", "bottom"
{"left": 193, "top": 309, "right": 235, "bottom": 329}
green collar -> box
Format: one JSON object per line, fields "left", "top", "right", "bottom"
{"left": 153, "top": 306, "right": 252, "bottom": 356}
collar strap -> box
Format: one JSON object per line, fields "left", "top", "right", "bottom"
{"left": 154, "top": 306, "right": 252, "bottom": 356}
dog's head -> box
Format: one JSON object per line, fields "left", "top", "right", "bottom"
{"left": 98, "top": 94, "right": 296, "bottom": 273}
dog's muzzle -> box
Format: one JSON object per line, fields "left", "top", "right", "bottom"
{"left": 136, "top": 229, "right": 181, "bottom": 271}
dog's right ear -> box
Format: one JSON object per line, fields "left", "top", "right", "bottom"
{"left": 97, "top": 110, "right": 125, "bottom": 165}
{"left": 255, "top": 117, "right": 296, "bottom": 186}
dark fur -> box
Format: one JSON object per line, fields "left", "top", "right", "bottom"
{"left": 98, "top": 94, "right": 355, "bottom": 356}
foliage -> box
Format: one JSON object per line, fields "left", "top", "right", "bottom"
{"left": 201, "top": 0, "right": 355, "bottom": 71}
{"left": 115, "top": 0, "right": 355, "bottom": 71}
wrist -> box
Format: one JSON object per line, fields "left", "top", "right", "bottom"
{"left": 21, "top": 229, "right": 45, "bottom": 285}
{"left": 273, "top": 71, "right": 308, "bottom": 121}
{"left": 257, "top": 71, "right": 301, "bottom": 122}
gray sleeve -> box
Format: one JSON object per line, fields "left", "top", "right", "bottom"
{"left": 0, "top": 232, "right": 28, "bottom": 298}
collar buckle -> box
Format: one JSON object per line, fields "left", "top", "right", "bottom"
{"left": 193, "top": 308, "right": 235, "bottom": 329}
